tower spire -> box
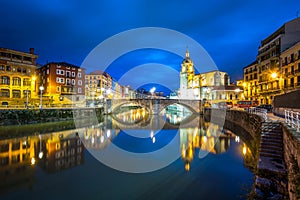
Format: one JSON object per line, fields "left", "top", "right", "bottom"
{"left": 186, "top": 47, "right": 189, "bottom": 58}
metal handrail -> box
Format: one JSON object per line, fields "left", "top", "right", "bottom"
{"left": 285, "top": 110, "right": 300, "bottom": 132}
{"left": 248, "top": 107, "right": 268, "bottom": 121}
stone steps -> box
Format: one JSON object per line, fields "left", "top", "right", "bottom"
{"left": 260, "top": 144, "right": 283, "bottom": 151}
{"left": 259, "top": 152, "right": 283, "bottom": 159}
{"left": 260, "top": 148, "right": 283, "bottom": 155}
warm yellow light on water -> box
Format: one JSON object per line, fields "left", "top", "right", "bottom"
{"left": 185, "top": 163, "right": 190, "bottom": 171}
{"left": 31, "top": 157, "right": 36, "bottom": 165}
{"left": 242, "top": 146, "right": 247, "bottom": 155}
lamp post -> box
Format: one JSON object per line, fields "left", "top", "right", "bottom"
{"left": 150, "top": 87, "right": 156, "bottom": 99}
{"left": 39, "top": 85, "right": 44, "bottom": 109}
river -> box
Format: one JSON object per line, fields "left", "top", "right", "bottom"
{"left": 0, "top": 106, "right": 254, "bottom": 200}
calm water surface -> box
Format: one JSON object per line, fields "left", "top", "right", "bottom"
{"left": 0, "top": 108, "right": 254, "bottom": 200}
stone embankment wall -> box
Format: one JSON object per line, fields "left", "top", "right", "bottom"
{"left": 273, "top": 90, "right": 300, "bottom": 199}
{"left": 0, "top": 108, "right": 103, "bottom": 126}
{"left": 282, "top": 125, "right": 300, "bottom": 200}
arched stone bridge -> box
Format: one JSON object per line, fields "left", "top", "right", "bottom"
{"left": 105, "top": 99, "right": 202, "bottom": 114}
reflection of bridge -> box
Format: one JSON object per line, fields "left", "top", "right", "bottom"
{"left": 106, "top": 99, "right": 202, "bottom": 114}
{"left": 111, "top": 114, "right": 205, "bottom": 130}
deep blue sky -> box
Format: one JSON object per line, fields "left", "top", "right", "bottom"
{"left": 1, "top": 0, "right": 299, "bottom": 93}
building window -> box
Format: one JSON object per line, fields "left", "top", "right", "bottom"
{"left": 6, "top": 66, "right": 10, "bottom": 71}
{"left": 72, "top": 72, "right": 76, "bottom": 77}
{"left": 72, "top": 79, "right": 75, "bottom": 85}
{"left": 12, "top": 77, "right": 21, "bottom": 86}
{"left": 56, "top": 86, "right": 60, "bottom": 92}
{"left": 291, "top": 77, "right": 294, "bottom": 86}
{"left": 47, "top": 69, "right": 49, "bottom": 74}
{"left": 23, "top": 78, "right": 31, "bottom": 86}
{"left": 17, "top": 68, "right": 21, "bottom": 73}
{"left": 23, "top": 90, "right": 31, "bottom": 98}
{"left": 66, "top": 78, "right": 71, "bottom": 85}
{"left": 47, "top": 78, "right": 49, "bottom": 83}
{"left": 12, "top": 90, "right": 21, "bottom": 98}
{"left": 56, "top": 69, "right": 64, "bottom": 75}
{"left": 0, "top": 65, "right": 4, "bottom": 70}
{"left": 66, "top": 71, "right": 71, "bottom": 78}
{"left": 22, "top": 68, "right": 27, "bottom": 73}
{"left": 78, "top": 80, "right": 82, "bottom": 85}
{"left": 0, "top": 89, "right": 10, "bottom": 97}
{"left": 78, "top": 72, "right": 82, "bottom": 78}
{"left": 0, "top": 76, "right": 10, "bottom": 85}
{"left": 56, "top": 77, "right": 64, "bottom": 83}
{"left": 78, "top": 88, "right": 82, "bottom": 93}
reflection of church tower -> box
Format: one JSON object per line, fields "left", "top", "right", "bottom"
{"left": 179, "top": 49, "right": 195, "bottom": 99}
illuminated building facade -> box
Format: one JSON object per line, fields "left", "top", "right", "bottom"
{"left": 243, "top": 17, "right": 300, "bottom": 104}
{"left": 0, "top": 48, "right": 38, "bottom": 106}
{"left": 179, "top": 49, "right": 243, "bottom": 103}
{"left": 243, "top": 61, "right": 258, "bottom": 100}
{"left": 85, "top": 70, "right": 113, "bottom": 100}
{"left": 281, "top": 42, "right": 300, "bottom": 92}
{"left": 39, "top": 62, "right": 85, "bottom": 105}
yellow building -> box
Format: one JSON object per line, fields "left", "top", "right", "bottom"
{"left": 242, "top": 18, "right": 300, "bottom": 104}
{"left": 0, "top": 48, "right": 38, "bottom": 107}
{"left": 281, "top": 41, "right": 300, "bottom": 92}
{"left": 85, "top": 70, "right": 112, "bottom": 100}
{"left": 248, "top": 18, "right": 300, "bottom": 104}
{"left": 243, "top": 61, "right": 258, "bottom": 100}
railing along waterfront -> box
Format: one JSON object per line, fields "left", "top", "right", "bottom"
{"left": 248, "top": 107, "right": 268, "bottom": 122}
{"left": 285, "top": 110, "right": 300, "bottom": 132}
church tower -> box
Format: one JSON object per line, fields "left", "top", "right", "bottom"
{"left": 179, "top": 49, "right": 195, "bottom": 99}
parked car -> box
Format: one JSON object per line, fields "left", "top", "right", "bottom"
{"left": 256, "top": 104, "right": 273, "bottom": 112}
{"left": 218, "top": 101, "right": 233, "bottom": 109}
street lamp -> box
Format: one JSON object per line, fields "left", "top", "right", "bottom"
{"left": 39, "top": 85, "right": 44, "bottom": 109}
{"left": 271, "top": 72, "right": 278, "bottom": 79}
{"left": 150, "top": 87, "right": 156, "bottom": 98}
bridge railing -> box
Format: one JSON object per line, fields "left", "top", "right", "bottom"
{"left": 247, "top": 107, "right": 268, "bottom": 122}
{"left": 285, "top": 110, "right": 300, "bottom": 132}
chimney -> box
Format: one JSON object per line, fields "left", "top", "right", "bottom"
{"left": 30, "top": 48, "right": 34, "bottom": 54}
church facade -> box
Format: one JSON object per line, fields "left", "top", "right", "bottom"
{"left": 178, "top": 49, "right": 243, "bottom": 103}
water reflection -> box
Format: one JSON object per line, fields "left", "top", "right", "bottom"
{"left": 0, "top": 129, "right": 85, "bottom": 193}
{"left": 114, "top": 107, "right": 149, "bottom": 124}
{"left": 0, "top": 105, "right": 254, "bottom": 198}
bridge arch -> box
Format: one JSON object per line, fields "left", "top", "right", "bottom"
{"left": 108, "top": 99, "right": 201, "bottom": 115}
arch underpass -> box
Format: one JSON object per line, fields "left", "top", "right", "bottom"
{"left": 107, "top": 99, "right": 202, "bottom": 115}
